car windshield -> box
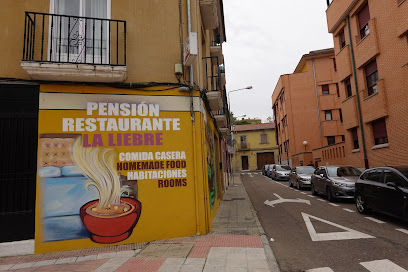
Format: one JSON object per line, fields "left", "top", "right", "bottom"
{"left": 276, "top": 165, "right": 291, "bottom": 171}
{"left": 327, "top": 166, "right": 361, "bottom": 177}
{"left": 297, "top": 167, "right": 315, "bottom": 174}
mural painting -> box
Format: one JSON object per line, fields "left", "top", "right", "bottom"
{"left": 36, "top": 88, "right": 196, "bottom": 253}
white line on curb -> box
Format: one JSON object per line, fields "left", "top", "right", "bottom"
{"left": 396, "top": 229, "right": 408, "bottom": 235}
{"left": 329, "top": 203, "right": 339, "bottom": 207}
{"left": 343, "top": 208, "right": 355, "bottom": 213}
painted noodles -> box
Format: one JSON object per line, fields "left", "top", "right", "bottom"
{"left": 73, "top": 136, "right": 129, "bottom": 209}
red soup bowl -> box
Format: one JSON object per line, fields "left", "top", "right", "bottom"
{"left": 80, "top": 197, "right": 142, "bottom": 244}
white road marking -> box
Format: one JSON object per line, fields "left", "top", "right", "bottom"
{"left": 396, "top": 229, "right": 408, "bottom": 235}
{"left": 305, "top": 268, "right": 334, "bottom": 272}
{"left": 360, "top": 259, "right": 408, "bottom": 272}
{"left": 317, "top": 199, "right": 326, "bottom": 202}
{"left": 302, "top": 213, "right": 375, "bottom": 241}
{"left": 301, "top": 192, "right": 307, "bottom": 195}
{"left": 289, "top": 188, "right": 294, "bottom": 190}
{"left": 329, "top": 203, "right": 340, "bottom": 207}
{"left": 343, "top": 208, "right": 355, "bottom": 213}
{"left": 264, "top": 194, "right": 311, "bottom": 207}
{"left": 307, "top": 195, "right": 315, "bottom": 198}
{"left": 294, "top": 189, "right": 299, "bottom": 192}
{"left": 365, "top": 217, "right": 386, "bottom": 224}
{"left": 270, "top": 238, "right": 274, "bottom": 242}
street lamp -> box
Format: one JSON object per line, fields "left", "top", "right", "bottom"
{"left": 227, "top": 86, "right": 253, "bottom": 105}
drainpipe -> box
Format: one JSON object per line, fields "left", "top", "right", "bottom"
{"left": 312, "top": 59, "right": 324, "bottom": 147}
{"left": 347, "top": 15, "right": 369, "bottom": 169}
{"left": 187, "top": 0, "right": 194, "bottom": 86}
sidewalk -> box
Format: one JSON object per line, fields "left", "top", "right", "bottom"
{"left": 0, "top": 173, "right": 279, "bottom": 272}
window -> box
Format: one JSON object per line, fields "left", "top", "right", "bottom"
{"left": 280, "top": 91, "right": 285, "bottom": 104}
{"left": 365, "top": 170, "right": 382, "bottom": 183}
{"left": 341, "top": 135, "right": 345, "bottom": 142}
{"left": 345, "top": 78, "right": 352, "bottom": 98}
{"left": 322, "top": 84, "right": 330, "bottom": 95}
{"left": 339, "top": 109, "right": 343, "bottom": 123}
{"left": 384, "top": 170, "right": 407, "bottom": 188}
{"left": 52, "top": 0, "right": 110, "bottom": 63}
{"left": 365, "top": 59, "right": 379, "bottom": 96}
{"left": 339, "top": 30, "right": 346, "bottom": 48}
{"left": 260, "top": 133, "right": 268, "bottom": 144}
{"left": 358, "top": 3, "right": 371, "bottom": 39}
{"left": 372, "top": 118, "right": 388, "bottom": 145}
{"left": 325, "top": 110, "right": 332, "bottom": 121}
{"left": 277, "top": 124, "right": 280, "bottom": 134}
{"left": 333, "top": 58, "right": 337, "bottom": 72}
{"left": 327, "top": 136, "right": 335, "bottom": 145}
{"left": 352, "top": 127, "right": 359, "bottom": 149}
{"left": 282, "top": 115, "right": 287, "bottom": 127}
{"left": 240, "top": 136, "right": 247, "bottom": 142}
{"left": 279, "top": 144, "right": 282, "bottom": 154}
{"left": 284, "top": 142, "right": 288, "bottom": 153}
{"left": 336, "top": 83, "right": 340, "bottom": 98}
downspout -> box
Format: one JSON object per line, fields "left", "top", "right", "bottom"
{"left": 347, "top": 15, "right": 369, "bottom": 169}
{"left": 312, "top": 59, "right": 324, "bottom": 147}
{"left": 187, "top": 0, "right": 201, "bottom": 235}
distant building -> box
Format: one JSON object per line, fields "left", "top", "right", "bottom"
{"left": 232, "top": 123, "right": 278, "bottom": 171}
{"left": 325, "top": 0, "right": 408, "bottom": 168}
{"left": 272, "top": 49, "right": 345, "bottom": 167}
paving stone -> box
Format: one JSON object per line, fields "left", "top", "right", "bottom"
{"left": 227, "top": 267, "right": 248, "bottom": 272}
{"left": 246, "top": 253, "right": 266, "bottom": 260}
{"left": 246, "top": 248, "right": 265, "bottom": 255}
{"left": 227, "top": 252, "right": 246, "bottom": 260}
{"left": 161, "top": 244, "right": 194, "bottom": 258}
{"left": 116, "top": 250, "right": 136, "bottom": 257}
{"left": 248, "top": 269, "right": 271, "bottom": 272}
{"left": 76, "top": 254, "right": 98, "bottom": 262}
{"left": 205, "top": 258, "right": 227, "bottom": 267}
{"left": 9, "top": 262, "right": 35, "bottom": 270}
{"left": 184, "top": 258, "right": 206, "bottom": 266}
{"left": 32, "top": 259, "right": 57, "bottom": 267}
{"left": 0, "top": 264, "right": 13, "bottom": 271}
{"left": 55, "top": 257, "right": 78, "bottom": 264}
{"left": 97, "top": 252, "right": 117, "bottom": 259}
{"left": 138, "top": 244, "right": 171, "bottom": 257}
{"left": 226, "top": 258, "right": 247, "bottom": 268}
{"left": 247, "top": 259, "right": 269, "bottom": 269}
{"left": 157, "top": 264, "right": 182, "bottom": 272}
{"left": 161, "top": 258, "right": 186, "bottom": 265}
{"left": 180, "top": 264, "right": 205, "bottom": 272}
{"left": 203, "top": 266, "right": 227, "bottom": 272}
{"left": 94, "top": 257, "right": 131, "bottom": 272}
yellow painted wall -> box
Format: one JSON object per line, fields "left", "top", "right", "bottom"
{"left": 233, "top": 129, "right": 278, "bottom": 171}
{"left": 35, "top": 85, "right": 218, "bottom": 253}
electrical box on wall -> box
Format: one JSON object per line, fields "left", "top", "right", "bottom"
{"left": 183, "top": 32, "right": 197, "bottom": 66}
{"left": 175, "top": 64, "right": 183, "bottom": 75}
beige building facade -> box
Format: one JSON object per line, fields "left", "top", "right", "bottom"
{"left": 232, "top": 123, "right": 278, "bottom": 172}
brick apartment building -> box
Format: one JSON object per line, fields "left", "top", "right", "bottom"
{"left": 272, "top": 49, "right": 345, "bottom": 167}
{"left": 232, "top": 123, "right": 278, "bottom": 171}
{"left": 0, "top": 0, "right": 232, "bottom": 253}
{"left": 325, "top": 0, "right": 408, "bottom": 168}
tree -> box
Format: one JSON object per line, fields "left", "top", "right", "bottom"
{"left": 266, "top": 116, "right": 273, "bottom": 123}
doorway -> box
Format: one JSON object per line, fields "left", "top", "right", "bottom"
{"left": 241, "top": 156, "right": 249, "bottom": 170}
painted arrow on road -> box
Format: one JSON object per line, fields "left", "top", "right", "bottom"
{"left": 264, "top": 193, "right": 311, "bottom": 207}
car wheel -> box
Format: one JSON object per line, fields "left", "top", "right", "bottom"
{"left": 356, "top": 193, "right": 369, "bottom": 214}
{"left": 296, "top": 181, "right": 301, "bottom": 190}
{"left": 326, "top": 187, "right": 335, "bottom": 202}
{"left": 311, "top": 183, "right": 317, "bottom": 195}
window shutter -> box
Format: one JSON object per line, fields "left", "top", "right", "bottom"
{"left": 365, "top": 60, "right": 378, "bottom": 76}
{"left": 373, "top": 119, "right": 387, "bottom": 139}
{"left": 358, "top": 4, "right": 371, "bottom": 30}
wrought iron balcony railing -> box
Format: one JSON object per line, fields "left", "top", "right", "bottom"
{"left": 23, "top": 12, "right": 126, "bottom": 66}
{"left": 203, "top": 56, "right": 221, "bottom": 92}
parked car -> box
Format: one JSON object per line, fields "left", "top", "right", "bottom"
{"left": 265, "top": 164, "right": 275, "bottom": 178}
{"left": 311, "top": 166, "right": 362, "bottom": 202}
{"left": 355, "top": 166, "right": 408, "bottom": 221}
{"left": 289, "top": 166, "right": 315, "bottom": 189}
{"left": 261, "top": 164, "right": 269, "bottom": 176}
{"left": 271, "top": 165, "right": 291, "bottom": 180}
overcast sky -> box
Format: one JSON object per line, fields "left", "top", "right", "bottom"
{"left": 222, "top": 0, "right": 334, "bottom": 122}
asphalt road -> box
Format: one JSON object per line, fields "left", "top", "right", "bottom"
{"left": 241, "top": 172, "right": 408, "bottom": 272}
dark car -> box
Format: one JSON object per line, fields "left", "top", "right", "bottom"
{"left": 355, "top": 166, "right": 408, "bottom": 221}
{"left": 289, "top": 166, "right": 315, "bottom": 189}
{"left": 311, "top": 165, "right": 362, "bottom": 202}
{"left": 265, "top": 164, "right": 275, "bottom": 178}
{"left": 271, "top": 165, "right": 291, "bottom": 180}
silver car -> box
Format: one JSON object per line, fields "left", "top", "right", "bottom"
{"left": 311, "top": 166, "right": 362, "bottom": 202}
{"left": 289, "top": 166, "right": 315, "bottom": 189}
{"left": 271, "top": 165, "right": 291, "bottom": 180}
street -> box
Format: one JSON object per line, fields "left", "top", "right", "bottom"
{"left": 241, "top": 172, "right": 408, "bottom": 272}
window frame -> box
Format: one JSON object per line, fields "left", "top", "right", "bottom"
{"left": 365, "top": 60, "right": 379, "bottom": 96}
{"left": 322, "top": 84, "right": 330, "bottom": 95}
{"left": 327, "top": 136, "right": 336, "bottom": 146}
{"left": 260, "top": 133, "right": 268, "bottom": 144}
{"left": 352, "top": 127, "right": 359, "bottom": 149}
{"left": 372, "top": 118, "right": 388, "bottom": 145}
{"left": 358, "top": 3, "right": 371, "bottom": 39}
{"left": 325, "top": 110, "right": 332, "bottom": 121}
{"left": 345, "top": 78, "right": 352, "bottom": 98}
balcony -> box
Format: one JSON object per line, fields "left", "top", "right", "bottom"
{"left": 341, "top": 95, "right": 359, "bottom": 129}
{"left": 326, "top": 0, "right": 355, "bottom": 33}
{"left": 21, "top": 12, "right": 127, "bottom": 83}
{"left": 206, "top": 91, "right": 222, "bottom": 112}
{"left": 219, "top": 127, "right": 229, "bottom": 136}
{"left": 322, "top": 120, "right": 343, "bottom": 136}
{"left": 238, "top": 142, "right": 250, "bottom": 151}
{"left": 199, "top": 0, "right": 219, "bottom": 30}
{"left": 335, "top": 45, "right": 352, "bottom": 81}
{"left": 210, "top": 40, "right": 223, "bottom": 65}
{"left": 354, "top": 19, "right": 380, "bottom": 69}
{"left": 360, "top": 79, "right": 388, "bottom": 123}
{"left": 214, "top": 113, "right": 227, "bottom": 128}
{"left": 203, "top": 56, "right": 221, "bottom": 92}
{"left": 219, "top": 65, "right": 226, "bottom": 88}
